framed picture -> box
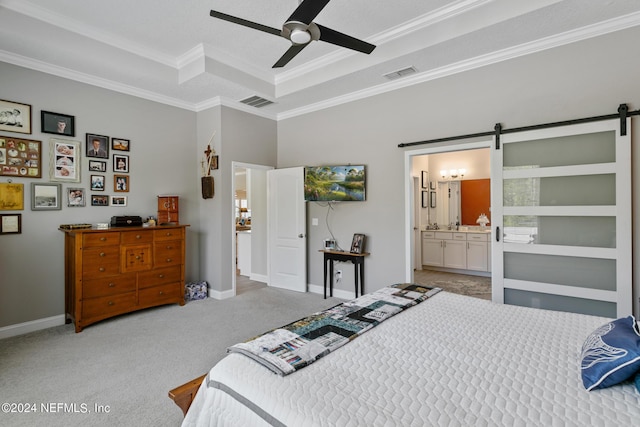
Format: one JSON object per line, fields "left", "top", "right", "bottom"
{"left": 350, "top": 233, "right": 366, "bottom": 254}
{"left": 0, "top": 182, "right": 24, "bottom": 210}
{"left": 114, "top": 174, "right": 129, "bottom": 192}
{"left": 67, "top": 187, "right": 85, "bottom": 207}
{"left": 110, "top": 195, "right": 127, "bottom": 206}
{"left": 421, "top": 171, "right": 428, "bottom": 189}
{"left": 41, "top": 111, "right": 75, "bottom": 137}
{"left": 91, "top": 194, "right": 109, "bottom": 206}
{"left": 0, "top": 137, "right": 41, "bottom": 178}
{"left": 111, "top": 138, "right": 130, "bottom": 151}
{"left": 0, "top": 99, "right": 31, "bottom": 134}
{"left": 31, "top": 182, "right": 62, "bottom": 210}
{"left": 86, "top": 133, "right": 109, "bottom": 158}
{"left": 50, "top": 139, "right": 80, "bottom": 182}
{"left": 0, "top": 214, "right": 21, "bottom": 234}
{"left": 88, "top": 160, "right": 106, "bottom": 172}
{"left": 430, "top": 191, "right": 437, "bottom": 208}
{"left": 209, "top": 155, "right": 219, "bottom": 171}
{"left": 90, "top": 175, "right": 105, "bottom": 191}
{"left": 113, "top": 154, "right": 129, "bottom": 173}
{"left": 421, "top": 190, "right": 428, "bottom": 208}
{"left": 429, "top": 181, "right": 436, "bottom": 191}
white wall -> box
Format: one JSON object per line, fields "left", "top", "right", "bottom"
{"left": 277, "top": 25, "right": 640, "bottom": 312}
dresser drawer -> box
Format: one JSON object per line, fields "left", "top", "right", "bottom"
{"left": 83, "top": 275, "right": 136, "bottom": 298}
{"left": 138, "top": 266, "right": 182, "bottom": 289}
{"left": 154, "top": 228, "right": 183, "bottom": 241}
{"left": 83, "top": 232, "right": 120, "bottom": 247}
{"left": 121, "top": 230, "right": 153, "bottom": 245}
{"left": 154, "top": 241, "right": 182, "bottom": 266}
{"left": 82, "top": 247, "right": 120, "bottom": 278}
{"left": 467, "top": 233, "right": 489, "bottom": 242}
{"left": 453, "top": 233, "right": 466, "bottom": 240}
{"left": 82, "top": 292, "right": 136, "bottom": 319}
{"left": 139, "top": 282, "right": 182, "bottom": 306}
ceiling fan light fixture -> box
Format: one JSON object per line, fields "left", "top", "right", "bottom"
{"left": 290, "top": 28, "right": 311, "bottom": 44}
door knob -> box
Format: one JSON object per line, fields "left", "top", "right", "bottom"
{"left": 298, "top": 234, "right": 304, "bottom": 238}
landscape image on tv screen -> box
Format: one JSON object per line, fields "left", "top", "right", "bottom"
{"left": 304, "top": 165, "right": 366, "bottom": 201}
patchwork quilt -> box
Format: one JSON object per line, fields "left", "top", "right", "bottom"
{"left": 228, "top": 283, "right": 441, "bottom": 375}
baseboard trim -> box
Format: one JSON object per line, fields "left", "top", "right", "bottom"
{"left": 249, "top": 273, "right": 267, "bottom": 283}
{"left": 308, "top": 283, "right": 353, "bottom": 300}
{"left": 0, "top": 315, "right": 66, "bottom": 340}
{"left": 208, "top": 288, "right": 235, "bottom": 300}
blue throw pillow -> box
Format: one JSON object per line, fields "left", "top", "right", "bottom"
{"left": 580, "top": 316, "right": 640, "bottom": 391}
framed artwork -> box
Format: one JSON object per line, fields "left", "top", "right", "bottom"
{"left": 0, "top": 214, "right": 21, "bottom": 234}
{"left": 50, "top": 139, "right": 80, "bottom": 182}
{"left": 421, "top": 190, "right": 428, "bottom": 208}
{"left": 41, "top": 111, "right": 75, "bottom": 137}
{"left": 110, "top": 195, "right": 127, "bottom": 206}
{"left": 86, "top": 133, "right": 109, "bottom": 158}
{"left": 430, "top": 191, "right": 437, "bottom": 208}
{"left": 429, "top": 181, "right": 436, "bottom": 191}
{"left": 114, "top": 175, "right": 129, "bottom": 192}
{"left": 350, "top": 233, "right": 366, "bottom": 254}
{"left": 111, "top": 138, "right": 130, "bottom": 151}
{"left": 209, "top": 155, "right": 219, "bottom": 171}
{"left": 421, "top": 171, "right": 428, "bottom": 188}
{"left": 91, "top": 194, "right": 109, "bottom": 206}
{"left": 90, "top": 175, "right": 105, "bottom": 191}
{"left": 67, "top": 187, "right": 85, "bottom": 207}
{"left": 31, "top": 182, "right": 62, "bottom": 210}
{"left": 0, "top": 182, "right": 24, "bottom": 210}
{"left": 88, "top": 160, "right": 106, "bottom": 172}
{"left": 113, "top": 154, "right": 129, "bottom": 173}
{"left": 0, "top": 136, "right": 41, "bottom": 178}
{"left": 0, "top": 99, "right": 31, "bottom": 134}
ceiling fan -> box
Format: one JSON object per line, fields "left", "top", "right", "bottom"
{"left": 210, "top": 0, "right": 376, "bottom": 68}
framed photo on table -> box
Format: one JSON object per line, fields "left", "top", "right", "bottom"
{"left": 350, "top": 233, "right": 366, "bottom": 254}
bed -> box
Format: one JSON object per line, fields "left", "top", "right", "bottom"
{"left": 173, "top": 286, "right": 640, "bottom": 426}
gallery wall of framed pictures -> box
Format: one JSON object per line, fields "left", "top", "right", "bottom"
{"left": 1, "top": 98, "right": 135, "bottom": 234}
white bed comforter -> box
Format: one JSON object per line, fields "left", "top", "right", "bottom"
{"left": 183, "top": 291, "right": 640, "bottom": 426}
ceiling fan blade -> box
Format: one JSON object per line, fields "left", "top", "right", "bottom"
{"left": 273, "top": 44, "right": 308, "bottom": 68}
{"left": 316, "top": 24, "right": 376, "bottom": 54}
{"left": 210, "top": 10, "right": 282, "bottom": 37}
{"left": 287, "top": 0, "right": 331, "bottom": 25}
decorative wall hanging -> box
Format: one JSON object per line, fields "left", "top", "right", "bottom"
{"left": 113, "top": 154, "right": 129, "bottom": 173}
{"left": 0, "top": 99, "right": 31, "bottom": 134}
{"left": 41, "top": 111, "right": 75, "bottom": 137}
{"left": 66, "top": 187, "right": 85, "bottom": 207}
{"left": 86, "top": 133, "right": 109, "bottom": 158}
{"left": 111, "top": 138, "right": 130, "bottom": 151}
{"left": 0, "top": 182, "right": 24, "bottom": 210}
{"left": 201, "top": 133, "right": 216, "bottom": 199}
{"left": 31, "top": 182, "right": 62, "bottom": 211}
{"left": 50, "top": 139, "right": 80, "bottom": 182}
{"left": 0, "top": 136, "right": 41, "bottom": 178}
{"left": 0, "top": 213, "right": 21, "bottom": 234}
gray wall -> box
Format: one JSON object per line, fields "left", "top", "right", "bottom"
{"left": 278, "top": 25, "right": 640, "bottom": 309}
{"left": 0, "top": 62, "right": 198, "bottom": 328}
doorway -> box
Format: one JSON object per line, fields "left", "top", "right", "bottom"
{"left": 405, "top": 141, "right": 492, "bottom": 299}
{"left": 231, "top": 162, "right": 272, "bottom": 296}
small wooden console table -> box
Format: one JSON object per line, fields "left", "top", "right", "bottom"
{"left": 320, "top": 250, "right": 370, "bottom": 299}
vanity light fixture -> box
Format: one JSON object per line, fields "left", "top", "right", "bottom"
{"left": 440, "top": 170, "right": 447, "bottom": 179}
{"left": 440, "top": 168, "right": 466, "bottom": 180}
{"left": 450, "top": 169, "right": 459, "bottom": 179}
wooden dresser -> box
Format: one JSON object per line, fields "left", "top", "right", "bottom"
{"left": 60, "top": 225, "right": 188, "bottom": 332}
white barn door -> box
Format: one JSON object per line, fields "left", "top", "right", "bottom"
{"left": 491, "top": 118, "right": 631, "bottom": 318}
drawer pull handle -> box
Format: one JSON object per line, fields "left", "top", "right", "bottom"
{"left": 159, "top": 291, "right": 164, "bottom": 295}
{"left": 99, "top": 252, "right": 106, "bottom": 257}
{"left": 165, "top": 232, "right": 172, "bottom": 236}
{"left": 100, "top": 237, "right": 107, "bottom": 241}
{"left": 108, "top": 301, "right": 114, "bottom": 306}
{"left": 136, "top": 235, "right": 141, "bottom": 239}
{"left": 166, "top": 258, "right": 172, "bottom": 262}
{"left": 158, "top": 274, "right": 164, "bottom": 278}
{"left": 166, "top": 245, "right": 172, "bottom": 249}
{"left": 135, "top": 255, "right": 140, "bottom": 260}
{"left": 108, "top": 283, "right": 115, "bottom": 288}
{"left": 99, "top": 267, "right": 105, "bottom": 272}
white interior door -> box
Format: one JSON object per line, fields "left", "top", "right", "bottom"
{"left": 267, "top": 167, "right": 307, "bottom": 292}
{"left": 491, "top": 118, "right": 632, "bottom": 318}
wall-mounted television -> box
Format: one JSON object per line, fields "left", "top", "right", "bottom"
{"left": 304, "top": 165, "right": 366, "bottom": 202}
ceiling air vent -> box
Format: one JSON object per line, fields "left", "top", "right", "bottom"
{"left": 383, "top": 66, "right": 417, "bottom": 81}
{"left": 240, "top": 95, "right": 274, "bottom": 108}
